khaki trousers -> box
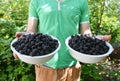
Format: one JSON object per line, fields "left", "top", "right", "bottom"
{"left": 35, "top": 63, "right": 81, "bottom": 81}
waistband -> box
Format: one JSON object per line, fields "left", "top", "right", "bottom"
{"left": 35, "top": 62, "right": 81, "bottom": 69}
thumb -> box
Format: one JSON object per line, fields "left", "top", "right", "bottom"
{"left": 15, "top": 32, "right": 26, "bottom": 38}
{"left": 13, "top": 53, "right": 19, "bottom": 59}
{"left": 97, "top": 35, "right": 111, "bottom": 41}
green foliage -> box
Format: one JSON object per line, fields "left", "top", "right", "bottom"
{"left": 80, "top": 0, "right": 120, "bottom": 81}
{"left": 81, "top": 60, "right": 120, "bottom": 81}
{"left": 88, "top": 0, "right": 120, "bottom": 43}
{"left": 81, "top": 64, "right": 102, "bottom": 81}
{"left": 0, "top": 0, "right": 120, "bottom": 81}
{"left": 0, "top": 0, "right": 35, "bottom": 81}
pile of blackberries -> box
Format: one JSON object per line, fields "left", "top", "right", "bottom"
{"left": 68, "top": 34, "right": 109, "bottom": 55}
{"left": 12, "top": 33, "right": 59, "bottom": 56}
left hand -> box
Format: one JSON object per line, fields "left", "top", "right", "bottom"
{"left": 96, "top": 35, "right": 111, "bottom": 41}
{"left": 96, "top": 35, "right": 111, "bottom": 62}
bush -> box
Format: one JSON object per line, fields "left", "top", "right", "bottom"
{"left": 81, "top": 0, "right": 120, "bottom": 81}
{"left": 0, "top": 0, "right": 35, "bottom": 81}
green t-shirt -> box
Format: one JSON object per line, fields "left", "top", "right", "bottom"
{"left": 29, "top": 0, "right": 89, "bottom": 69}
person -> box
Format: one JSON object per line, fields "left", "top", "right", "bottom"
{"left": 13, "top": 0, "right": 111, "bottom": 81}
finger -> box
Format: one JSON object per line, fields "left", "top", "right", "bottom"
{"left": 101, "top": 35, "right": 111, "bottom": 41}
{"left": 36, "top": 64, "right": 40, "bottom": 68}
{"left": 100, "top": 57, "right": 109, "bottom": 63}
{"left": 96, "top": 35, "right": 111, "bottom": 41}
{"left": 13, "top": 53, "right": 18, "bottom": 59}
{"left": 15, "top": 32, "right": 26, "bottom": 38}
{"left": 15, "top": 32, "right": 34, "bottom": 38}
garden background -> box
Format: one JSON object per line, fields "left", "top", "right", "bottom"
{"left": 0, "top": 0, "right": 120, "bottom": 81}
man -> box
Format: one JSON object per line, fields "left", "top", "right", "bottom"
{"left": 13, "top": 0, "right": 111, "bottom": 81}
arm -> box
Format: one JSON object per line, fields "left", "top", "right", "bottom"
{"left": 79, "top": 0, "right": 91, "bottom": 35}
{"left": 79, "top": 0, "right": 111, "bottom": 41}
{"left": 16, "top": 0, "right": 39, "bottom": 36}
{"left": 14, "top": 18, "right": 38, "bottom": 59}
{"left": 80, "top": 23, "right": 111, "bottom": 41}
{"left": 26, "top": 18, "right": 38, "bottom": 33}
{"left": 80, "top": 23, "right": 92, "bottom": 35}
{"left": 16, "top": 18, "right": 38, "bottom": 38}
{"left": 27, "top": 0, "right": 39, "bottom": 33}
{"left": 13, "top": 0, "right": 39, "bottom": 59}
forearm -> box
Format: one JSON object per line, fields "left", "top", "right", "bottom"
{"left": 26, "top": 18, "right": 38, "bottom": 33}
{"left": 80, "top": 23, "right": 92, "bottom": 35}
{"left": 80, "top": 23, "right": 111, "bottom": 41}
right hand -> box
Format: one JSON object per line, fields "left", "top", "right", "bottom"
{"left": 13, "top": 32, "right": 26, "bottom": 59}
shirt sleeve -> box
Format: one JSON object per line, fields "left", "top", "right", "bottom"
{"left": 29, "top": 0, "right": 39, "bottom": 19}
{"left": 80, "top": 0, "right": 90, "bottom": 24}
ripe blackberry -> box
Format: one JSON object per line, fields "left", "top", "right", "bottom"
{"left": 69, "top": 34, "right": 109, "bottom": 55}
{"left": 12, "top": 33, "right": 59, "bottom": 56}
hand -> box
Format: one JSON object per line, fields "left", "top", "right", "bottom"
{"left": 15, "top": 32, "right": 26, "bottom": 38}
{"left": 13, "top": 32, "right": 26, "bottom": 59}
{"left": 96, "top": 35, "right": 111, "bottom": 62}
{"left": 96, "top": 35, "right": 111, "bottom": 41}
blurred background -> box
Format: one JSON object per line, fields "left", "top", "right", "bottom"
{"left": 0, "top": 0, "right": 120, "bottom": 81}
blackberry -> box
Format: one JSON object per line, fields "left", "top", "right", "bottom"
{"left": 69, "top": 34, "right": 109, "bottom": 55}
{"left": 12, "top": 33, "right": 59, "bottom": 56}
